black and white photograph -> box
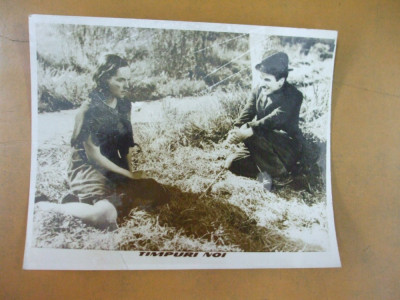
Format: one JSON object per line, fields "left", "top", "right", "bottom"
{"left": 24, "top": 15, "right": 340, "bottom": 269}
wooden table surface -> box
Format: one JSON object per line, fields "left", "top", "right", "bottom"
{"left": 0, "top": 0, "right": 399, "bottom": 299}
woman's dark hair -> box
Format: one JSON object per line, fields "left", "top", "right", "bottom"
{"left": 93, "top": 54, "right": 129, "bottom": 92}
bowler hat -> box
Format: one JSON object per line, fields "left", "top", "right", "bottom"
{"left": 255, "top": 51, "right": 292, "bottom": 74}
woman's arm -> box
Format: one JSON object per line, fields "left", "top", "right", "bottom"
{"left": 83, "top": 135, "right": 145, "bottom": 180}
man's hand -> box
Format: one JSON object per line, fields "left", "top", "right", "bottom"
{"left": 226, "top": 124, "right": 254, "bottom": 144}
{"left": 224, "top": 146, "right": 250, "bottom": 169}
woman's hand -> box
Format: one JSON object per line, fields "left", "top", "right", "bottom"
{"left": 129, "top": 170, "right": 151, "bottom": 180}
{"left": 84, "top": 135, "right": 151, "bottom": 180}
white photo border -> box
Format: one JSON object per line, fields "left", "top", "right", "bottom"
{"left": 24, "top": 14, "right": 340, "bottom": 270}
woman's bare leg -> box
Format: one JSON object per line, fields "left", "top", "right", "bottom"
{"left": 36, "top": 200, "right": 117, "bottom": 230}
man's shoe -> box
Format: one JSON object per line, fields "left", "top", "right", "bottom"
{"left": 257, "top": 171, "right": 272, "bottom": 192}
{"left": 274, "top": 177, "right": 293, "bottom": 187}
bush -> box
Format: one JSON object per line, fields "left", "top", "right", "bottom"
{"left": 37, "top": 65, "right": 94, "bottom": 112}
{"left": 38, "top": 87, "right": 74, "bottom": 113}
{"left": 131, "top": 80, "right": 160, "bottom": 101}
{"left": 157, "top": 78, "right": 207, "bottom": 98}
{"left": 35, "top": 24, "right": 252, "bottom": 112}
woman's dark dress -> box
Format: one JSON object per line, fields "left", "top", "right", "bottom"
{"left": 67, "top": 90, "right": 168, "bottom": 219}
{"left": 68, "top": 89, "right": 134, "bottom": 203}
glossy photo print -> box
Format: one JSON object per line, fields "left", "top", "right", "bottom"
{"left": 24, "top": 15, "right": 340, "bottom": 269}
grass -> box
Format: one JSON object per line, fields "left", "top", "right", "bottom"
{"left": 34, "top": 86, "right": 329, "bottom": 252}
{"left": 34, "top": 158, "right": 322, "bottom": 252}
{"left": 34, "top": 208, "right": 240, "bottom": 252}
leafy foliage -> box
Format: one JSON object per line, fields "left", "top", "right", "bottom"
{"left": 36, "top": 25, "right": 251, "bottom": 112}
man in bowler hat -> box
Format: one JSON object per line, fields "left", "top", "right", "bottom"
{"left": 225, "top": 51, "right": 303, "bottom": 190}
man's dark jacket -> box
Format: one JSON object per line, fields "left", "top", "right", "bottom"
{"left": 229, "top": 81, "right": 304, "bottom": 178}
{"left": 234, "top": 81, "right": 303, "bottom": 138}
